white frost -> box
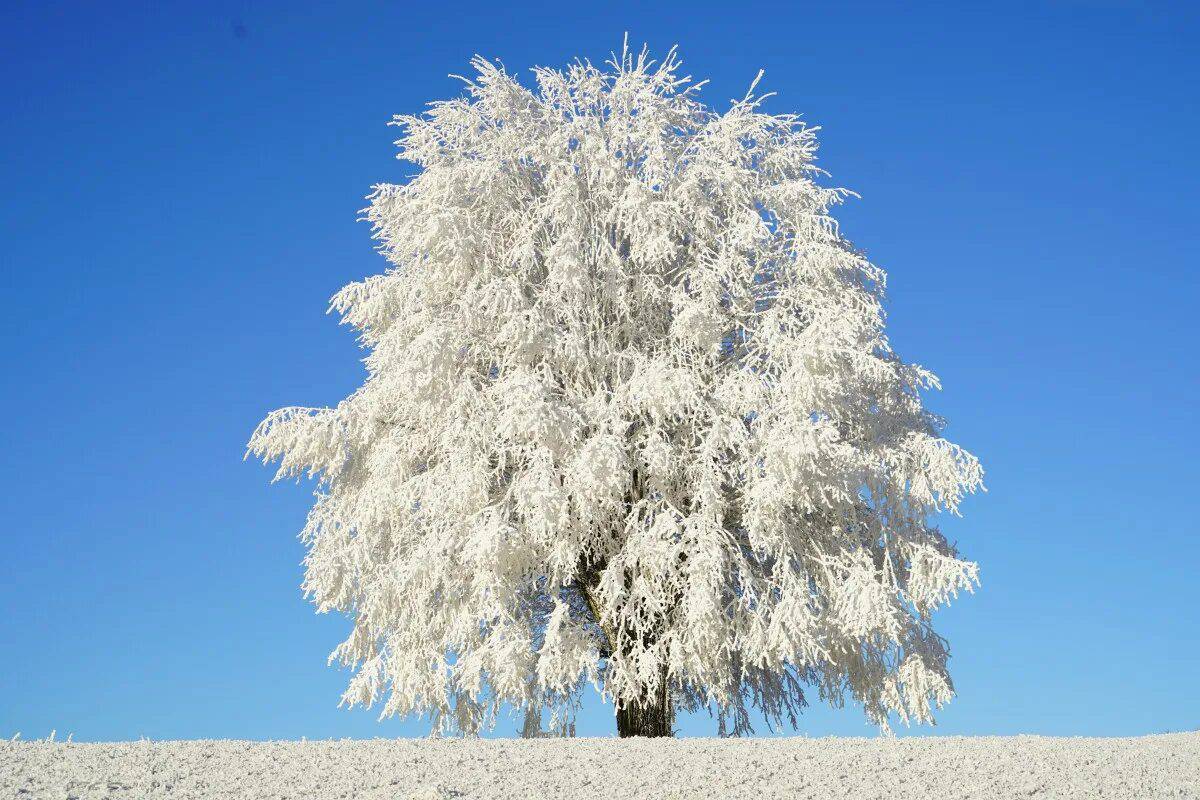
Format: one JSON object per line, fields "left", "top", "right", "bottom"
{"left": 248, "top": 41, "right": 984, "bottom": 735}
{"left": 5, "top": 736, "right": 1198, "bottom": 799}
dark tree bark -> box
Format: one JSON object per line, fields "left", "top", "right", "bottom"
{"left": 582, "top": 465, "right": 678, "bottom": 738}
{"left": 578, "top": 573, "right": 676, "bottom": 738}
{"left": 615, "top": 682, "right": 674, "bottom": 737}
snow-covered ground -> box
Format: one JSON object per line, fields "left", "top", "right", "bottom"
{"left": 3, "top": 733, "right": 1197, "bottom": 799}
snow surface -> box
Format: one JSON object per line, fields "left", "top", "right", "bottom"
{"left": 3, "top": 734, "right": 1197, "bottom": 799}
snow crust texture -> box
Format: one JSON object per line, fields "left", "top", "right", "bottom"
{"left": 4, "top": 734, "right": 1197, "bottom": 799}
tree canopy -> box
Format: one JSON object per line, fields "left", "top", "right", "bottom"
{"left": 249, "top": 42, "right": 983, "bottom": 737}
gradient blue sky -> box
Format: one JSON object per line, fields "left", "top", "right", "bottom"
{"left": 2, "top": 0, "right": 1197, "bottom": 742}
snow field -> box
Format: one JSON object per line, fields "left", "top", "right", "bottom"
{"left": 3, "top": 733, "right": 1198, "bottom": 799}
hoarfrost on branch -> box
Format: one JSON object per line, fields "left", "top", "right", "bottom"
{"left": 249, "top": 42, "right": 984, "bottom": 736}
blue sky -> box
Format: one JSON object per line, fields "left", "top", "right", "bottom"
{"left": 2, "top": 0, "right": 1197, "bottom": 742}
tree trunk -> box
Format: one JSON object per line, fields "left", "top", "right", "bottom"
{"left": 615, "top": 673, "right": 674, "bottom": 737}
{"left": 577, "top": 531, "right": 675, "bottom": 738}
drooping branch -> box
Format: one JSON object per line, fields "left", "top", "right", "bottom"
{"left": 249, "top": 42, "right": 983, "bottom": 737}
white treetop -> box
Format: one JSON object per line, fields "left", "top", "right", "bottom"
{"left": 249, "top": 43, "right": 983, "bottom": 737}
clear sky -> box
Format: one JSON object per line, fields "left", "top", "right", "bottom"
{"left": 2, "top": 0, "right": 1197, "bottom": 742}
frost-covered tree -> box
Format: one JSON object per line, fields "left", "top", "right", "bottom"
{"left": 248, "top": 42, "right": 983, "bottom": 738}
